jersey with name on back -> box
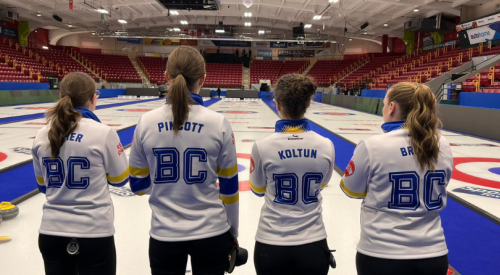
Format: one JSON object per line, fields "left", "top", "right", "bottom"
{"left": 250, "top": 119, "right": 335, "bottom": 246}
{"left": 128, "top": 93, "right": 239, "bottom": 242}
{"left": 32, "top": 115, "right": 129, "bottom": 238}
{"left": 341, "top": 121, "right": 454, "bottom": 260}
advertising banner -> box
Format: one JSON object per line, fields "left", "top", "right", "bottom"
{"left": 257, "top": 49, "right": 272, "bottom": 58}
{"left": 180, "top": 39, "right": 198, "bottom": 46}
{"left": 456, "top": 13, "right": 500, "bottom": 32}
{"left": 254, "top": 41, "right": 270, "bottom": 47}
{"left": 122, "top": 46, "right": 139, "bottom": 52}
{"left": 212, "top": 40, "right": 251, "bottom": 47}
{"left": 270, "top": 42, "right": 287, "bottom": 48}
{"left": 199, "top": 40, "right": 215, "bottom": 46}
{"left": 183, "top": 29, "right": 203, "bottom": 36}
{"left": 145, "top": 53, "right": 162, "bottom": 57}
{"left": 466, "top": 22, "right": 500, "bottom": 45}
{"left": 18, "top": 21, "right": 29, "bottom": 46}
{"left": 220, "top": 48, "right": 235, "bottom": 54}
{"left": 117, "top": 38, "right": 142, "bottom": 44}
{"left": 163, "top": 39, "right": 180, "bottom": 45}
{"left": 145, "top": 38, "right": 163, "bottom": 45}
{"left": 0, "top": 26, "right": 18, "bottom": 39}
{"left": 278, "top": 50, "right": 315, "bottom": 58}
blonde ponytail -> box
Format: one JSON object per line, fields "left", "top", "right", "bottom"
{"left": 388, "top": 82, "right": 442, "bottom": 171}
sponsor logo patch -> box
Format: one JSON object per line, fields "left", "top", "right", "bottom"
{"left": 250, "top": 157, "right": 255, "bottom": 174}
{"left": 117, "top": 143, "right": 124, "bottom": 156}
{"left": 345, "top": 160, "right": 355, "bottom": 177}
{"left": 288, "top": 134, "right": 303, "bottom": 141}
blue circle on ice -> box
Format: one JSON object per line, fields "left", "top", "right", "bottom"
{"left": 238, "top": 164, "right": 246, "bottom": 172}
{"left": 489, "top": 167, "right": 500, "bottom": 176}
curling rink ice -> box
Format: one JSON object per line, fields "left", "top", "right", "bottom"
{"left": 0, "top": 97, "right": 499, "bottom": 275}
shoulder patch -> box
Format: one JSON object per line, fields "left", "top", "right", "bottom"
{"left": 344, "top": 160, "right": 355, "bottom": 177}
{"left": 250, "top": 157, "right": 255, "bottom": 174}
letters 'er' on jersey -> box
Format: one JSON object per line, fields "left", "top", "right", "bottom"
{"left": 250, "top": 119, "right": 335, "bottom": 246}
{"left": 32, "top": 117, "right": 129, "bottom": 238}
{"left": 341, "top": 121, "right": 454, "bottom": 260}
{"left": 129, "top": 94, "right": 239, "bottom": 242}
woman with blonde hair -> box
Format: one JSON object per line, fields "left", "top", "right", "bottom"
{"left": 32, "top": 72, "right": 129, "bottom": 275}
{"left": 341, "top": 82, "right": 453, "bottom": 275}
{"left": 129, "top": 46, "right": 239, "bottom": 275}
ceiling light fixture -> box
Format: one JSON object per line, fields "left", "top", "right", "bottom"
{"left": 68, "top": 24, "right": 72, "bottom": 28}
{"left": 349, "top": 38, "right": 353, "bottom": 41}
{"left": 414, "top": 8, "right": 419, "bottom": 12}
{"left": 96, "top": 8, "right": 109, "bottom": 14}
{"left": 313, "top": 15, "right": 322, "bottom": 20}
{"left": 37, "top": 12, "right": 41, "bottom": 17}
{"left": 170, "top": 10, "right": 179, "bottom": 15}
{"left": 180, "top": 20, "right": 188, "bottom": 25}
{"left": 304, "top": 24, "right": 312, "bottom": 28}
{"left": 328, "top": 0, "right": 339, "bottom": 3}
{"left": 118, "top": 19, "right": 127, "bottom": 24}
{"left": 363, "top": 32, "right": 367, "bottom": 35}
{"left": 173, "top": 28, "right": 181, "bottom": 32}
{"left": 42, "top": 46, "right": 49, "bottom": 49}
{"left": 244, "top": 12, "right": 252, "bottom": 17}
{"left": 258, "top": 30, "right": 265, "bottom": 34}
{"left": 91, "top": 32, "right": 96, "bottom": 35}
{"left": 215, "top": 29, "right": 225, "bottom": 33}
{"left": 244, "top": 22, "right": 251, "bottom": 26}
{"left": 383, "top": 23, "right": 388, "bottom": 27}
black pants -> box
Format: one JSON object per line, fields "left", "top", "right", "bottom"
{"left": 356, "top": 252, "right": 449, "bottom": 275}
{"left": 38, "top": 234, "right": 116, "bottom": 275}
{"left": 149, "top": 231, "right": 231, "bottom": 275}
{"left": 254, "top": 239, "right": 330, "bottom": 275}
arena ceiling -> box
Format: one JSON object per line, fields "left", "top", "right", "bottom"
{"left": 0, "top": 0, "right": 492, "bottom": 39}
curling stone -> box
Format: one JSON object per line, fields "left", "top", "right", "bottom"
{"left": 0, "top": 202, "right": 19, "bottom": 220}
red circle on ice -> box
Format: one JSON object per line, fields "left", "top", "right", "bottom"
{"left": 0, "top": 152, "right": 7, "bottom": 162}
{"left": 452, "top": 158, "right": 500, "bottom": 189}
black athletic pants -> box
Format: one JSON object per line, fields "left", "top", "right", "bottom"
{"left": 38, "top": 234, "right": 116, "bottom": 275}
{"left": 254, "top": 239, "right": 330, "bottom": 275}
{"left": 149, "top": 231, "right": 232, "bottom": 275}
{"left": 356, "top": 252, "right": 449, "bottom": 275}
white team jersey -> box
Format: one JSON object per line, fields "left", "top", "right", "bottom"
{"left": 250, "top": 119, "right": 335, "bottom": 246}
{"left": 129, "top": 94, "right": 239, "bottom": 242}
{"left": 32, "top": 117, "right": 129, "bottom": 238}
{"left": 341, "top": 122, "right": 453, "bottom": 259}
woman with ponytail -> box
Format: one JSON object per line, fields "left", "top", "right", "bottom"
{"left": 340, "top": 82, "right": 453, "bottom": 275}
{"left": 32, "top": 72, "right": 129, "bottom": 275}
{"left": 129, "top": 46, "right": 239, "bottom": 275}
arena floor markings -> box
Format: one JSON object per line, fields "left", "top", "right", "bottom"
{"left": 0, "top": 99, "right": 359, "bottom": 275}
{"left": 0, "top": 97, "right": 150, "bottom": 120}
{"left": 0, "top": 98, "right": 166, "bottom": 172}
{"left": 304, "top": 100, "right": 500, "bottom": 275}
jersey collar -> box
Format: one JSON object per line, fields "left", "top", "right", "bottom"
{"left": 381, "top": 120, "right": 407, "bottom": 133}
{"left": 275, "top": 119, "right": 310, "bottom": 133}
{"left": 74, "top": 107, "right": 101, "bottom": 123}
{"left": 189, "top": 93, "right": 204, "bottom": 106}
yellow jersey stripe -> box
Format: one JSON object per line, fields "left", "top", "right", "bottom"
{"left": 36, "top": 176, "right": 45, "bottom": 184}
{"left": 340, "top": 179, "right": 367, "bottom": 198}
{"left": 220, "top": 193, "right": 239, "bottom": 204}
{"left": 321, "top": 184, "right": 328, "bottom": 189}
{"left": 249, "top": 180, "right": 266, "bottom": 194}
{"left": 107, "top": 168, "right": 129, "bottom": 183}
{"left": 129, "top": 166, "right": 150, "bottom": 176}
{"left": 136, "top": 192, "right": 145, "bottom": 196}
{"left": 217, "top": 164, "right": 238, "bottom": 177}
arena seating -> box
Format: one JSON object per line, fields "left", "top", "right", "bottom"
{"left": 204, "top": 63, "right": 242, "bottom": 88}
{"left": 279, "top": 60, "right": 309, "bottom": 77}
{"left": 251, "top": 60, "right": 283, "bottom": 84}
{"left": 137, "top": 56, "right": 166, "bottom": 85}
{"left": 80, "top": 53, "right": 141, "bottom": 83}
{"left": 35, "top": 48, "right": 98, "bottom": 82}
{"left": 338, "top": 55, "right": 402, "bottom": 89}
{"left": 307, "top": 59, "right": 361, "bottom": 87}
{"left": 0, "top": 42, "right": 55, "bottom": 83}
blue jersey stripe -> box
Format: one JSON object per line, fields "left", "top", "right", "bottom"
{"left": 219, "top": 175, "right": 239, "bottom": 195}
{"left": 130, "top": 175, "right": 151, "bottom": 193}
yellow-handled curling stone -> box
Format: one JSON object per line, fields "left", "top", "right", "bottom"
{"left": 0, "top": 202, "right": 19, "bottom": 220}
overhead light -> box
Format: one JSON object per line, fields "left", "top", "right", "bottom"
{"left": 304, "top": 24, "right": 312, "bottom": 28}
{"left": 173, "top": 28, "right": 181, "bottom": 32}
{"left": 42, "top": 46, "right": 49, "bottom": 50}
{"left": 313, "top": 15, "right": 322, "bottom": 20}
{"left": 180, "top": 20, "right": 188, "bottom": 25}
{"left": 101, "top": 38, "right": 104, "bottom": 41}
{"left": 329, "top": 0, "right": 339, "bottom": 3}
{"left": 96, "top": 8, "right": 109, "bottom": 14}
{"left": 91, "top": 32, "right": 96, "bottom": 35}
{"left": 383, "top": 23, "right": 388, "bottom": 27}
{"left": 37, "top": 12, "right": 41, "bottom": 17}
{"left": 68, "top": 24, "right": 72, "bottom": 28}
{"left": 244, "top": 22, "right": 251, "bottom": 26}
{"left": 244, "top": 12, "right": 252, "bottom": 17}
{"left": 363, "top": 32, "right": 368, "bottom": 35}
{"left": 118, "top": 19, "right": 127, "bottom": 24}
{"left": 170, "top": 10, "right": 179, "bottom": 15}
{"left": 215, "top": 29, "right": 225, "bottom": 33}
{"left": 349, "top": 38, "right": 353, "bottom": 41}
{"left": 258, "top": 30, "right": 265, "bottom": 34}
{"left": 414, "top": 8, "right": 419, "bottom": 12}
